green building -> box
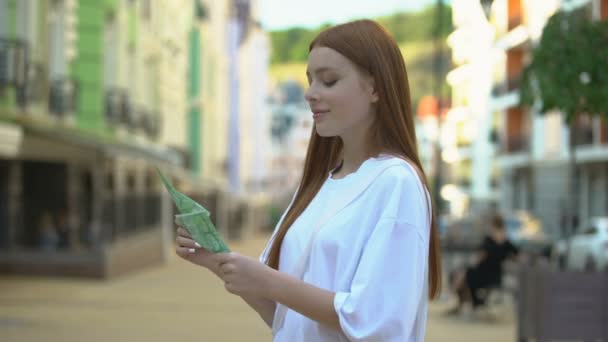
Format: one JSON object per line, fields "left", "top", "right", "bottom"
{"left": 0, "top": 0, "right": 205, "bottom": 277}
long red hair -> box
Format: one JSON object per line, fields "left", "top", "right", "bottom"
{"left": 265, "top": 20, "right": 442, "bottom": 299}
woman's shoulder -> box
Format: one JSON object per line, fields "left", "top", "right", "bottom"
{"left": 371, "top": 155, "right": 426, "bottom": 190}
{"left": 367, "top": 155, "right": 432, "bottom": 229}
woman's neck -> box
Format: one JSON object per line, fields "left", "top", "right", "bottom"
{"left": 334, "top": 135, "right": 375, "bottom": 178}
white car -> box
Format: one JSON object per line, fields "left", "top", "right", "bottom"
{"left": 556, "top": 217, "right": 608, "bottom": 271}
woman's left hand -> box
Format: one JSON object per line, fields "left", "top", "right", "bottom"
{"left": 212, "top": 252, "right": 272, "bottom": 297}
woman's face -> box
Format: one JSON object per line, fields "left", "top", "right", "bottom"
{"left": 305, "top": 46, "right": 378, "bottom": 138}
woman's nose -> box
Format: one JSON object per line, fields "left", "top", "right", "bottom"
{"left": 304, "top": 85, "right": 319, "bottom": 102}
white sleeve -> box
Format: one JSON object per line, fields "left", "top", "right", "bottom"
{"left": 333, "top": 218, "right": 428, "bottom": 341}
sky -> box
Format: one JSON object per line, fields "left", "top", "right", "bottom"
{"left": 259, "top": 0, "right": 448, "bottom": 31}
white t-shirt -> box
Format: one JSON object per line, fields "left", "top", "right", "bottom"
{"left": 260, "top": 155, "right": 431, "bottom": 342}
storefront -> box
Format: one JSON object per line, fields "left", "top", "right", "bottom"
{"left": 0, "top": 122, "right": 185, "bottom": 278}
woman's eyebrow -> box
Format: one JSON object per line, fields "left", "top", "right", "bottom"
{"left": 305, "top": 67, "right": 333, "bottom": 76}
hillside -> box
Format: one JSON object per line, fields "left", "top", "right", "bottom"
{"left": 268, "top": 4, "right": 453, "bottom": 109}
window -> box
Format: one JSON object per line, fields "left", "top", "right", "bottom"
{"left": 48, "top": 0, "right": 66, "bottom": 80}
{"left": 0, "top": 0, "right": 8, "bottom": 38}
{"left": 104, "top": 14, "right": 117, "bottom": 88}
{"left": 142, "top": 0, "right": 151, "bottom": 21}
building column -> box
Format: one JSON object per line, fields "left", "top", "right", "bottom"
{"left": 578, "top": 165, "right": 589, "bottom": 222}
{"left": 90, "top": 156, "right": 106, "bottom": 248}
{"left": 113, "top": 158, "right": 126, "bottom": 238}
{"left": 134, "top": 160, "right": 146, "bottom": 230}
{"left": 66, "top": 161, "right": 83, "bottom": 251}
{"left": 7, "top": 161, "right": 22, "bottom": 249}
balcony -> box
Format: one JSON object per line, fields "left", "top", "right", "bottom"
{"left": 17, "top": 63, "right": 46, "bottom": 108}
{"left": 572, "top": 116, "right": 607, "bottom": 147}
{"left": 0, "top": 38, "right": 35, "bottom": 109}
{"left": 147, "top": 112, "right": 161, "bottom": 139}
{"left": 138, "top": 107, "right": 161, "bottom": 140}
{"left": 105, "top": 88, "right": 137, "bottom": 129}
{"left": 504, "top": 134, "right": 530, "bottom": 153}
{"left": 572, "top": 124, "right": 594, "bottom": 146}
{"left": 503, "top": 106, "right": 531, "bottom": 154}
{"left": 48, "top": 78, "right": 78, "bottom": 117}
{"left": 508, "top": 15, "right": 522, "bottom": 31}
{"left": 507, "top": 0, "right": 523, "bottom": 31}
{"left": 492, "top": 76, "right": 521, "bottom": 97}
{"left": 507, "top": 76, "right": 521, "bottom": 92}
{"left": 0, "top": 38, "right": 28, "bottom": 89}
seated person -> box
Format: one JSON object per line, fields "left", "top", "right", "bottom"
{"left": 446, "top": 214, "right": 519, "bottom": 314}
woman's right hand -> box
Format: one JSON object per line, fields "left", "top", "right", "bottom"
{"left": 175, "top": 227, "right": 219, "bottom": 276}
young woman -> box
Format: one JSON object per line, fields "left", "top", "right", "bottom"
{"left": 175, "top": 19, "right": 441, "bottom": 341}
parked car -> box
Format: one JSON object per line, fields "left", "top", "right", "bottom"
{"left": 554, "top": 217, "right": 608, "bottom": 271}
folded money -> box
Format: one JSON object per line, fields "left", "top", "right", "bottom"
{"left": 156, "top": 168, "right": 230, "bottom": 253}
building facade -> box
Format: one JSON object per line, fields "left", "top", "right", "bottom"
{"left": 0, "top": 0, "right": 271, "bottom": 277}
{"left": 447, "top": 0, "right": 608, "bottom": 237}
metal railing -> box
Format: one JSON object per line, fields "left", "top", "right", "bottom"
{"left": 505, "top": 134, "right": 530, "bottom": 153}
{"left": 104, "top": 88, "right": 137, "bottom": 129}
{"left": 49, "top": 78, "right": 78, "bottom": 116}
{"left": 0, "top": 38, "right": 28, "bottom": 88}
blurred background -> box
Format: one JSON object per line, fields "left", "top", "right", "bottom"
{"left": 0, "top": 0, "right": 607, "bottom": 341}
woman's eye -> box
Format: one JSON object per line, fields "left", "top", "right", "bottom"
{"left": 323, "top": 80, "right": 337, "bottom": 87}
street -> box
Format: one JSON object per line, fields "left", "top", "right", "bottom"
{"left": 0, "top": 235, "right": 515, "bottom": 342}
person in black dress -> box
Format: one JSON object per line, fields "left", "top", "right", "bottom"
{"left": 447, "top": 214, "right": 519, "bottom": 314}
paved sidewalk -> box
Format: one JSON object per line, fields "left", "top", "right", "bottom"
{"left": 0, "top": 235, "right": 515, "bottom": 342}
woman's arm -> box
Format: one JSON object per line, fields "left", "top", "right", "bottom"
{"left": 213, "top": 218, "right": 428, "bottom": 340}
{"left": 212, "top": 252, "right": 341, "bottom": 331}
{"left": 175, "top": 228, "right": 277, "bottom": 327}
{"left": 240, "top": 294, "right": 276, "bottom": 328}
{"left": 261, "top": 268, "right": 341, "bottom": 330}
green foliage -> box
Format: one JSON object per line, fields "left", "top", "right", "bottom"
{"left": 269, "top": 25, "right": 331, "bottom": 64}
{"left": 400, "top": 41, "right": 451, "bottom": 111}
{"left": 520, "top": 8, "right": 608, "bottom": 123}
{"left": 268, "top": 4, "right": 452, "bottom": 65}
{"left": 268, "top": 4, "right": 453, "bottom": 109}
{"left": 376, "top": 4, "right": 453, "bottom": 44}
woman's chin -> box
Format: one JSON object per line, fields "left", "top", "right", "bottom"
{"left": 314, "top": 125, "right": 336, "bottom": 138}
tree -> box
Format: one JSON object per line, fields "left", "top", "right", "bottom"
{"left": 519, "top": 8, "right": 608, "bottom": 240}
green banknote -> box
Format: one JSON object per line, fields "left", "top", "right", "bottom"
{"left": 156, "top": 168, "right": 230, "bottom": 253}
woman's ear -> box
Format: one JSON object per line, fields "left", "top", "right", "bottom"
{"left": 371, "top": 87, "right": 379, "bottom": 103}
{"left": 365, "top": 75, "right": 379, "bottom": 103}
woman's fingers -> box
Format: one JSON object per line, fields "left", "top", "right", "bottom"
{"left": 176, "top": 236, "right": 200, "bottom": 249}
{"left": 176, "top": 246, "right": 197, "bottom": 258}
{"left": 176, "top": 227, "right": 192, "bottom": 238}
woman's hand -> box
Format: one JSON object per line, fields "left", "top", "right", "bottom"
{"left": 175, "top": 227, "right": 220, "bottom": 276}
{"left": 212, "top": 252, "right": 273, "bottom": 298}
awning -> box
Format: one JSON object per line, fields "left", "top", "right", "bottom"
{"left": 7, "top": 116, "right": 183, "bottom": 167}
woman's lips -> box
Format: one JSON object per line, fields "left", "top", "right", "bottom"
{"left": 312, "top": 110, "right": 329, "bottom": 120}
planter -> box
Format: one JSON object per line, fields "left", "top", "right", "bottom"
{"left": 518, "top": 264, "right": 608, "bottom": 341}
